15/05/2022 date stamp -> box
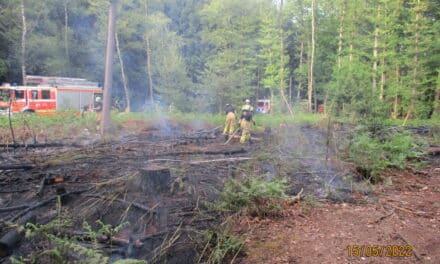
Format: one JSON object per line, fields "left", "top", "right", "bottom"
{"left": 347, "top": 245, "right": 413, "bottom": 257}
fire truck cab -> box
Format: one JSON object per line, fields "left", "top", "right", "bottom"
{"left": 0, "top": 76, "right": 102, "bottom": 115}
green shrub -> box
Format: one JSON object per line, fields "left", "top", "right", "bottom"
{"left": 215, "top": 177, "right": 288, "bottom": 217}
{"left": 349, "top": 130, "right": 424, "bottom": 181}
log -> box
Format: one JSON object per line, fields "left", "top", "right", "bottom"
{"left": 0, "top": 143, "right": 66, "bottom": 149}
{"left": 0, "top": 205, "right": 29, "bottom": 213}
{"left": 0, "top": 164, "right": 34, "bottom": 170}
{"left": 189, "top": 157, "right": 252, "bottom": 164}
{"left": 154, "top": 148, "right": 246, "bottom": 157}
{"left": 424, "top": 147, "right": 440, "bottom": 155}
{"left": 0, "top": 213, "right": 36, "bottom": 257}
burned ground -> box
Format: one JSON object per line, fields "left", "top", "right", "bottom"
{"left": 0, "top": 119, "right": 438, "bottom": 263}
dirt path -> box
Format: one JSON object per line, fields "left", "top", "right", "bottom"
{"left": 235, "top": 157, "right": 440, "bottom": 264}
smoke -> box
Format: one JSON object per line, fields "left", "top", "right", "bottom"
{"left": 266, "top": 123, "right": 354, "bottom": 202}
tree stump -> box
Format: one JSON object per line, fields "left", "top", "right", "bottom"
{"left": 131, "top": 165, "right": 171, "bottom": 194}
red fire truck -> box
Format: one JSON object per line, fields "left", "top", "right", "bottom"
{"left": 0, "top": 75, "right": 102, "bottom": 115}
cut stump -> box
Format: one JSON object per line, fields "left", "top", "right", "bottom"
{"left": 130, "top": 165, "right": 170, "bottom": 194}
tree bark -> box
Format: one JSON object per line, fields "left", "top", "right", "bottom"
{"left": 63, "top": 0, "right": 70, "bottom": 75}
{"left": 279, "top": 0, "right": 293, "bottom": 115}
{"left": 380, "top": 56, "right": 386, "bottom": 100}
{"left": 372, "top": 5, "right": 380, "bottom": 91}
{"left": 101, "top": 0, "right": 117, "bottom": 135}
{"left": 115, "top": 32, "right": 130, "bottom": 112}
{"left": 297, "top": 41, "right": 304, "bottom": 99}
{"left": 144, "top": 2, "right": 154, "bottom": 105}
{"left": 308, "top": 0, "right": 316, "bottom": 112}
{"left": 20, "top": 0, "right": 27, "bottom": 85}
{"left": 434, "top": 70, "right": 440, "bottom": 116}
{"left": 338, "top": 1, "right": 346, "bottom": 68}
{"left": 146, "top": 39, "right": 153, "bottom": 104}
{"left": 392, "top": 64, "right": 400, "bottom": 119}
{"left": 404, "top": 0, "right": 421, "bottom": 122}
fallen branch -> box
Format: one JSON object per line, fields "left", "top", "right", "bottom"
{"left": 154, "top": 148, "right": 246, "bottom": 157}
{"left": 0, "top": 142, "right": 67, "bottom": 149}
{"left": 146, "top": 157, "right": 252, "bottom": 164}
{"left": 424, "top": 147, "right": 440, "bottom": 155}
{"left": 0, "top": 205, "right": 29, "bottom": 213}
{"left": 189, "top": 157, "right": 252, "bottom": 165}
{"left": 370, "top": 209, "right": 395, "bottom": 224}
{"left": 84, "top": 194, "right": 157, "bottom": 214}
{"left": 9, "top": 188, "right": 92, "bottom": 222}
{"left": 288, "top": 188, "right": 303, "bottom": 204}
{"left": 0, "top": 164, "right": 34, "bottom": 170}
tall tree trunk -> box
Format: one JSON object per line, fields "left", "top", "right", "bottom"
{"left": 392, "top": 64, "right": 400, "bottom": 119}
{"left": 308, "top": 0, "right": 316, "bottom": 112}
{"left": 146, "top": 37, "right": 154, "bottom": 104}
{"left": 289, "top": 76, "right": 292, "bottom": 103}
{"left": 297, "top": 41, "right": 304, "bottom": 99}
{"left": 434, "top": 70, "right": 440, "bottom": 116}
{"left": 338, "top": 1, "right": 346, "bottom": 68}
{"left": 144, "top": 2, "right": 154, "bottom": 105}
{"left": 404, "top": 0, "right": 420, "bottom": 121}
{"left": 379, "top": 56, "right": 385, "bottom": 100}
{"left": 115, "top": 32, "right": 130, "bottom": 112}
{"left": 63, "top": 0, "right": 69, "bottom": 75}
{"left": 101, "top": 0, "right": 117, "bottom": 135}
{"left": 20, "top": 0, "right": 27, "bottom": 85}
{"left": 279, "top": 0, "right": 293, "bottom": 115}
{"left": 372, "top": 5, "right": 380, "bottom": 91}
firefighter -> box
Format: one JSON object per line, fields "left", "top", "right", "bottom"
{"left": 239, "top": 99, "right": 254, "bottom": 144}
{"left": 94, "top": 96, "right": 103, "bottom": 131}
{"left": 223, "top": 103, "right": 236, "bottom": 139}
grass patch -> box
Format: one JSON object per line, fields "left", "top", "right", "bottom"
{"left": 198, "top": 228, "right": 244, "bottom": 264}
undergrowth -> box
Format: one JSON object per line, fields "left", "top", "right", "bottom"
{"left": 197, "top": 227, "right": 244, "bottom": 264}
{"left": 9, "top": 201, "right": 143, "bottom": 264}
{"left": 348, "top": 121, "right": 425, "bottom": 182}
{"left": 213, "top": 177, "right": 289, "bottom": 217}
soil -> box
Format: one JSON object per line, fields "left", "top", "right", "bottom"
{"left": 0, "top": 119, "right": 438, "bottom": 264}
{"left": 235, "top": 155, "right": 440, "bottom": 264}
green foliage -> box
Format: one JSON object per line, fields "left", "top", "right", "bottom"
{"left": 199, "top": 228, "right": 244, "bottom": 264}
{"left": 9, "top": 209, "right": 138, "bottom": 264}
{"left": 215, "top": 177, "right": 288, "bottom": 217}
{"left": 349, "top": 127, "right": 425, "bottom": 181}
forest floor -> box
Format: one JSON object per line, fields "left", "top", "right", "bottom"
{"left": 0, "top": 116, "right": 438, "bottom": 263}
{"left": 234, "top": 156, "right": 440, "bottom": 264}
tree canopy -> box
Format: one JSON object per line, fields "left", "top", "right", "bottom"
{"left": 0, "top": 0, "right": 438, "bottom": 118}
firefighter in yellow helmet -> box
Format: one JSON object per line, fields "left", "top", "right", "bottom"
{"left": 239, "top": 99, "right": 254, "bottom": 143}
{"left": 223, "top": 103, "right": 237, "bottom": 139}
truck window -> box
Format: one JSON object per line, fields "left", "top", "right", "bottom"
{"left": 42, "top": 90, "right": 51, "bottom": 99}
{"left": 31, "top": 90, "right": 38, "bottom": 99}
{"left": 15, "top": 90, "right": 25, "bottom": 99}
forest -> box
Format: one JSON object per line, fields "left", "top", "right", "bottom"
{"left": 0, "top": 0, "right": 439, "bottom": 264}
{"left": 0, "top": 0, "right": 438, "bottom": 118}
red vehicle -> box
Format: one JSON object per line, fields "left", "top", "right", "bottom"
{"left": 0, "top": 75, "right": 102, "bottom": 115}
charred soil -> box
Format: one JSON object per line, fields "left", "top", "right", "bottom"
{"left": 0, "top": 119, "right": 438, "bottom": 264}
